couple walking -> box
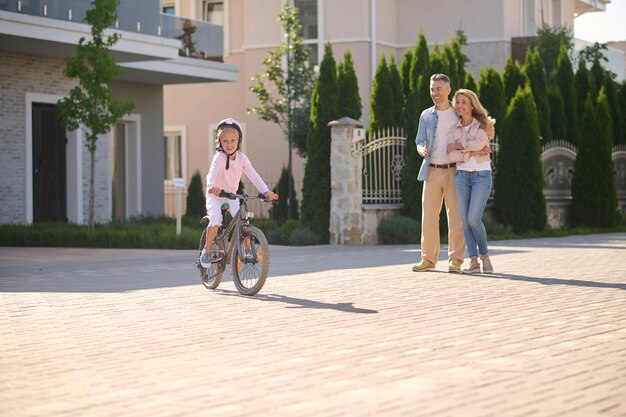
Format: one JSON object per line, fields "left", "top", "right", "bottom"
{"left": 412, "top": 74, "right": 495, "bottom": 274}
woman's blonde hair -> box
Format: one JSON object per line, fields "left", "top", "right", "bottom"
{"left": 452, "top": 89, "right": 496, "bottom": 139}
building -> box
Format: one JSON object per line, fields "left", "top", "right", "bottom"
{"left": 0, "top": 0, "right": 237, "bottom": 224}
{"left": 163, "top": 0, "right": 615, "bottom": 217}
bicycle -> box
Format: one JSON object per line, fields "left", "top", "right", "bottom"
{"left": 196, "top": 190, "right": 276, "bottom": 296}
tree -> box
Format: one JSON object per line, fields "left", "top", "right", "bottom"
{"left": 369, "top": 55, "right": 394, "bottom": 133}
{"left": 388, "top": 54, "right": 404, "bottom": 127}
{"left": 535, "top": 25, "right": 573, "bottom": 78}
{"left": 494, "top": 86, "right": 546, "bottom": 233}
{"left": 524, "top": 48, "right": 552, "bottom": 142}
{"left": 463, "top": 72, "right": 477, "bottom": 92}
{"left": 547, "top": 84, "right": 567, "bottom": 140}
{"left": 401, "top": 33, "right": 430, "bottom": 222}
{"left": 554, "top": 44, "right": 578, "bottom": 145}
{"left": 248, "top": 4, "right": 315, "bottom": 219}
{"left": 574, "top": 58, "right": 592, "bottom": 121}
{"left": 269, "top": 166, "right": 299, "bottom": 225}
{"left": 619, "top": 81, "right": 626, "bottom": 144}
{"left": 477, "top": 67, "right": 505, "bottom": 127}
{"left": 400, "top": 47, "right": 413, "bottom": 100}
{"left": 185, "top": 170, "right": 206, "bottom": 219}
{"left": 57, "top": 0, "right": 134, "bottom": 231}
{"left": 337, "top": 50, "right": 362, "bottom": 121}
{"left": 503, "top": 57, "right": 527, "bottom": 105}
{"left": 604, "top": 78, "right": 624, "bottom": 147}
{"left": 301, "top": 43, "right": 339, "bottom": 243}
{"left": 570, "top": 91, "right": 620, "bottom": 227}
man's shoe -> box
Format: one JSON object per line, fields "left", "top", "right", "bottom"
{"left": 412, "top": 260, "right": 435, "bottom": 272}
{"left": 448, "top": 259, "right": 462, "bottom": 273}
{"left": 480, "top": 253, "right": 494, "bottom": 273}
{"left": 461, "top": 257, "right": 481, "bottom": 274}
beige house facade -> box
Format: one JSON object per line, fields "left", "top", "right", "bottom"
{"left": 0, "top": 0, "right": 237, "bottom": 224}
{"left": 163, "top": 0, "right": 613, "bottom": 217}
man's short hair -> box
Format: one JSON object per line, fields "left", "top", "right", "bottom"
{"left": 430, "top": 74, "right": 451, "bottom": 86}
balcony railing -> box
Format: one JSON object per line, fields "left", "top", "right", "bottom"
{"left": 0, "top": 0, "right": 224, "bottom": 60}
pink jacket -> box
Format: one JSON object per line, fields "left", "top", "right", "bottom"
{"left": 446, "top": 118, "right": 491, "bottom": 164}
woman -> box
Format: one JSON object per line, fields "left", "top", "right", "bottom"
{"left": 446, "top": 89, "right": 496, "bottom": 274}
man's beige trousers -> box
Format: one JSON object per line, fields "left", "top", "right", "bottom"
{"left": 420, "top": 167, "right": 466, "bottom": 264}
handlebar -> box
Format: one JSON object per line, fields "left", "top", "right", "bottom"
{"left": 218, "top": 190, "right": 279, "bottom": 203}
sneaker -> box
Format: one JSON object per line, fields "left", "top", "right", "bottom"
{"left": 480, "top": 253, "right": 494, "bottom": 273}
{"left": 461, "top": 257, "right": 481, "bottom": 274}
{"left": 448, "top": 259, "right": 462, "bottom": 273}
{"left": 200, "top": 249, "right": 211, "bottom": 268}
{"left": 412, "top": 259, "right": 435, "bottom": 272}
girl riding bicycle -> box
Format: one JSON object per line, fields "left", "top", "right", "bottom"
{"left": 200, "top": 118, "right": 276, "bottom": 268}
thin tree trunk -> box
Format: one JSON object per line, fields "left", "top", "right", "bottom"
{"left": 89, "top": 144, "right": 96, "bottom": 232}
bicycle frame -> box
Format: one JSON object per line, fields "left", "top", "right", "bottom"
{"left": 214, "top": 193, "right": 263, "bottom": 265}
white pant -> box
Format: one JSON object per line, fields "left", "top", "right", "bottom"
{"left": 206, "top": 196, "right": 240, "bottom": 227}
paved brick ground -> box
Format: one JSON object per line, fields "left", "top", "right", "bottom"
{"left": 1, "top": 233, "right": 625, "bottom": 417}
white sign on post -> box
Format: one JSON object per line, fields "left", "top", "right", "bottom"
{"left": 174, "top": 178, "right": 185, "bottom": 235}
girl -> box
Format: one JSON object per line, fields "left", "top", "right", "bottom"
{"left": 200, "top": 118, "right": 276, "bottom": 268}
{"left": 446, "top": 89, "right": 495, "bottom": 274}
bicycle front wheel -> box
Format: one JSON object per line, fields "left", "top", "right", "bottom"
{"left": 198, "top": 228, "right": 224, "bottom": 289}
{"left": 232, "top": 226, "right": 270, "bottom": 296}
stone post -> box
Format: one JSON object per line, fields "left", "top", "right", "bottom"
{"left": 328, "top": 117, "right": 365, "bottom": 244}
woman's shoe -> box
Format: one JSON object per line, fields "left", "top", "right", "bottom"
{"left": 480, "top": 253, "right": 494, "bottom": 273}
{"left": 461, "top": 257, "right": 481, "bottom": 274}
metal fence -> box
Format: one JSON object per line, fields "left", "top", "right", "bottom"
{"left": 355, "top": 128, "right": 624, "bottom": 207}
{"left": 613, "top": 144, "right": 626, "bottom": 202}
{"left": 357, "top": 127, "right": 406, "bottom": 205}
{"left": 541, "top": 140, "right": 577, "bottom": 201}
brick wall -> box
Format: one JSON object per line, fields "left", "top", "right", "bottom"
{"left": 0, "top": 51, "right": 118, "bottom": 224}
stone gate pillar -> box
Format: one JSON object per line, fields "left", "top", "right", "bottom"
{"left": 328, "top": 117, "right": 365, "bottom": 245}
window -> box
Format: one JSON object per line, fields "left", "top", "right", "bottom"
{"left": 164, "top": 133, "right": 183, "bottom": 180}
{"left": 294, "top": 0, "right": 317, "bottom": 39}
{"left": 551, "top": 0, "right": 562, "bottom": 27}
{"left": 524, "top": 0, "right": 536, "bottom": 36}
{"left": 162, "top": 1, "right": 176, "bottom": 15}
{"left": 202, "top": 1, "right": 224, "bottom": 25}
{"left": 293, "top": 0, "right": 318, "bottom": 65}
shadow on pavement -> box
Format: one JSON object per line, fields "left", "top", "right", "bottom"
{"left": 216, "top": 289, "right": 379, "bottom": 314}
{"left": 478, "top": 272, "right": 626, "bottom": 290}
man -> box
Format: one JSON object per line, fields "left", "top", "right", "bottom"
{"left": 412, "top": 74, "right": 466, "bottom": 273}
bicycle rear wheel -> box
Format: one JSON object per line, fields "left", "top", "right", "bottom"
{"left": 198, "top": 228, "right": 224, "bottom": 289}
{"left": 232, "top": 226, "right": 270, "bottom": 296}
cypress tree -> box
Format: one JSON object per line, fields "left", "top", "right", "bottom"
{"left": 400, "top": 47, "right": 413, "bottom": 101}
{"left": 185, "top": 170, "right": 206, "bottom": 219}
{"left": 369, "top": 55, "right": 395, "bottom": 133}
{"left": 477, "top": 67, "right": 506, "bottom": 127}
{"left": 570, "top": 91, "right": 620, "bottom": 227}
{"left": 524, "top": 49, "right": 552, "bottom": 143}
{"left": 494, "top": 86, "right": 546, "bottom": 233}
{"left": 337, "top": 50, "right": 362, "bottom": 120}
{"left": 301, "top": 43, "right": 339, "bottom": 243}
{"left": 503, "top": 57, "right": 527, "bottom": 106}
{"left": 428, "top": 45, "right": 447, "bottom": 79}
{"left": 388, "top": 54, "right": 404, "bottom": 127}
{"left": 410, "top": 33, "right": 430, "bottom": 93}
{"left": 464, "top": 72, "right": 477, "bottom": 92}
{"left": 574, "top": 58, "right": 592, "bottom": 121}
{"left": 547, "top": 83, "right": 567, "bottom": 140}
{"left": 554, "top": 45, "right": 578, "bottom": 145}
{"left": 604, "top": 79, "right": 623, "bottom": 147}
{"left": 619, "top": 81, "right": 626, "bottom": 144}
{"left": 269, "top": 166, "right": 299, "bottom": 225}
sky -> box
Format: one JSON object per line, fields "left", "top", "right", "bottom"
{"left": 574, "top": 0, "right": 626, "bottom": 43}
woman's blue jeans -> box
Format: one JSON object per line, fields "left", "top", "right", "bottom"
{"left": 454, "top": 170, "right": 492, "bottom": 258}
